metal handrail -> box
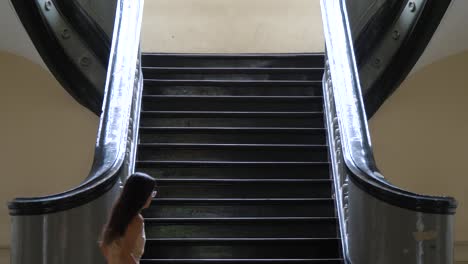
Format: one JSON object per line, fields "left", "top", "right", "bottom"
{"left": 321, "top": 0, "right": 456, "bottom": 262}
{"left": 9, "top": 0, "right": 144, "bottom": 216}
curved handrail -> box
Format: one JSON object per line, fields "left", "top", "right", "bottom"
{"left": 8, "top": 0, "right": 144, "bottom": 215}
{"left": 321, "top": 0, "right": 456, "bottom": 214}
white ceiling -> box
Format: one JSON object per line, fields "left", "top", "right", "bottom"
{"left": 0, "top": 0, "right": 466, "bottom": 73}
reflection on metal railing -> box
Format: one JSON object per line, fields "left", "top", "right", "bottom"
{"left": 9, "top": 0, "right": 144, "bottom": 263}
{"left": 321, "top": 0, "right": 456, "bottom": 263}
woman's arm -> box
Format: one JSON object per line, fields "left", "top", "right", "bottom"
{"left": 119, "top": 252, "right": 138, "bottom": 264}
{"left": 120, "top": 216, "right": 144, "bottom": 264}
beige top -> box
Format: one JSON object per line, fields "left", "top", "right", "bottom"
{"left": 106, "top": 223, "right": 146, "bottom": 263}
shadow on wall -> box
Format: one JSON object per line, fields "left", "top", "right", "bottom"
{"left": 0, "top": 52, "right": 99, "bottom": 254}
{"left": 369, "top": 50, "right": 468, "bottom": 245}
{"left": 141, "top": 0, "right": 324, "bottom": 53}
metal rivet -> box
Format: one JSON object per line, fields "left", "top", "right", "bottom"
{"left": 44, "top": 1, "right": 52, "bottom": 11}
{"left": 373, "top": 58, "right": 381, "bottom": 68}
{"left": 392, "top": 30, "right": 400, "bottom": 40}
{"left": 408, "top": 2, "right": 416, "bottom": 12}
{"left": 61, "top": 29, "right": 71, "bottom": 39}
{"left": 79, "top": 56, "right": 91, "bottom": 67}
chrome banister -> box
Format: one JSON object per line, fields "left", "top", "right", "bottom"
{"left": 321, "top": 0, "right": 456, "bottom": 263}
{"left": 8, "top": 0, "right": 144, "bottom": 263}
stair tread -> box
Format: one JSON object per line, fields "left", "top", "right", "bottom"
{"left": 143, "top": 95, "right": 322, "bottom": 99}
{"left": 145, "top": 217, "right": 337, "bottom": 222}
{"left": 144, "top": 79, "right": 322, "bottom": 85}
{"left": 152, "top": 198, "right": 333, "bottom": 202}
{"left": 138, "top": 161, "right": 330, "bottom": 166}
{"left": 140, "top": 259, "right": 342, "bottom": 262}
{"left": 156, "top": 179, "right": 331, "bottom": 183}
{"left": 145, "top": 198, "right": 335, "bottom": 217}
{"left": 138, "top": 143, "right": 327, "bottom": 148}
{"left": 139, "top": 127, "right": 325, "bottom": 132}
{"left": 146, "top": 238, "right": 340, "bottom": 242}
{"left": 141, "top": 111, "right": 323, "bottom": 117}
{"left": 142, "top": 67, "right": 324, "bottom": 71}
{"left": 142, "top": 52, "right": 324, "bottom": 58}
{"left": 141, "top": 53, "right": 325, "bottom": 69}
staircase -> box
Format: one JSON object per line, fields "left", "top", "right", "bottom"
{"left": 135, "top": 54, "right": 343, "bottom": 264}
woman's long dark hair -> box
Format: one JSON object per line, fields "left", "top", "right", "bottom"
{"left": 101, "top": 172, "right": 156, "bottom": 245}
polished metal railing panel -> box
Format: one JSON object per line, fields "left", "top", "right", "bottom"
{"left": 321, "top": 0, "right": 456, "bottom": 263}
{"left": 9, "top": 0, "right": 144, "bottom": 263}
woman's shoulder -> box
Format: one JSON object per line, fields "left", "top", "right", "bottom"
{"left": 127, "top": 215, "right": 144, "bottom": 233}
{"left": 133, "top": 214, "right": 144, "bottom": 225}
{"left": 121, "top": 215, "right": 144, "bottom": 248}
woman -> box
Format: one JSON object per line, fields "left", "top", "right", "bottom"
{"left": 100, "top": 172, "right": 157, "bottom": 264}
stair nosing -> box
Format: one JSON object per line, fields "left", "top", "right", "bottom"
{"left": 142, "top": 95, "right": 322, "bottom": 99}
{"left": 141, "top": 52, "right": 325, "bottom": 57}
{"left": 144, "top": 79, "right": 322, "bottom": 84}
{"left": 155, "top": 178, "right": 331, "bottom": 183}
{"left": 140, "top": 111, "right": 323, "bottom": 117}
{"left": 138, "top": 143, "right": 327, "bottom": 148}
{"left": 144, "top": 217, "right": 337, "bottom": 222}
{"left": 138, "top": 127, "right": 326, "bottom": 131}
{"left": 140, "top": 259, "right": 343, "bottom": 262}
{"left": 145, "top": 238, "right": 340, "bottom": 242}
{"left": 152, "top": 198, "right": 333, "bottom": 202}
{"left": 142, "top": 67, "right": 325, "bottom": 71}
{"left": 137, "top": 161, "right": 330, "bottom": 166}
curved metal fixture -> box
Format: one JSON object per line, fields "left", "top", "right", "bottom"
{"left": 37, "top": 0, "right": 106, "bottom": 98}
{"left": 10, "top": 0, "right": 119, "bottom": 114}
{"left": 321, "top": 0, "right": 456, "bottom": 263}
{"left": 345, "top": 0, "right": 452, "bottom": 117}
{"left": 358, "top": 0, "right": 427, "bottom": 100}
{"left": 52, "top": 0, "right": 114, "bottom": 67}
{"left": 8, "top": 0, "right": 144, "bottom": 262}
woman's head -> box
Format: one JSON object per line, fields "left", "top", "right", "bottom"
{"left": 101, "top": 172, "right": 156, "bottom": 245}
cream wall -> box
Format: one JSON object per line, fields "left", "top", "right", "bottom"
{"left": 0, "top": 52, "right": 98, "bottom": 263}
{"left": 141, "top": 0, "right": 324, "bottom": 53}
{"left": 369, "top": 50, "right": 468, "bottom": 262}
{"left": 0, "top": 248, "right": 7, "bottom": 264}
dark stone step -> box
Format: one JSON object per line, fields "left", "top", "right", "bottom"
{"left": 141, "top": 95, "right": 323, "bottom": 112}
{"left": 144, "top": 217, "right": 337, "bottom": 238}
{"left": 136, "top": 161, "right": 329, "bottom": 179}
{"left": 138, "top": 127, "right": 326, "bottom": 144}
{"left": 142, "top": 238, "right": 340, "bottom": 259}
{"left": 139, "top": 111, "right": 324, "bottom": 128}
{"left": 141, "top": 53, "right": 325, "bottom": 68}
{"left": 142, "top": 67, "right": 323, "bottom": 81}
{"left": 153, "top": 179, "right": 332, "bottom": 198}
{"left": 143, "top": 198, "right": 335, "bottom": 218}
{"left": 137, "top": 144, "right": 328, "bottom": 162}
{"left": 140, "top": 259, "right": 344, "bottom": 264}
{"left": 143, "top": 81, "right": 322, "bottom": 96}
